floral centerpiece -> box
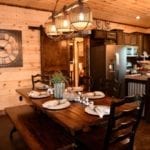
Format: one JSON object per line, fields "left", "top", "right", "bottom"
{"left": 51, "top": 71, "right": 68, "bottom": 99}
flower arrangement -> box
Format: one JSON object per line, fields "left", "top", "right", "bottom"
{"left": 51, "top": 71, "right": 68, "bottom": 84}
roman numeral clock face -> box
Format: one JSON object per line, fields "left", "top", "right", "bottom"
{"left": 0, "top": 32, "right": 20, "bottom": 67}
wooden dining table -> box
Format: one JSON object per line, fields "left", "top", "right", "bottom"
{"left": 16, "top": 88, "right": 117, "bottom": 135}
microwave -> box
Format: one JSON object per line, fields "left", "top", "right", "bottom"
{"left": 126, "top": 46, "right": 138, "bottom": 56}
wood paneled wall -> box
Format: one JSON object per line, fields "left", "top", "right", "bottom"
{"left": 0, "top": 5, "right": 148, "bottom": 111}
{"left": 0, "top": 5, "right": 49, "bottom": 110}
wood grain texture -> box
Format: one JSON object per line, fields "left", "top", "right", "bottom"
{"left": 0, "top": 5, "right": 49, "bottom": 110}
{"left": 5, "top": 105, "right": 74, "bottom": 150}
{"left": 0, "top": 0, "right": 149, "bottom": 28}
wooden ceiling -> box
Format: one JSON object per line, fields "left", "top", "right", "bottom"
{"left": 0, "top": 0, "right": 149, "bottom": 28}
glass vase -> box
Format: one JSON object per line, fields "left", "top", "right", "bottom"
{"left": 53, "top": 82, "right": 65, "bottom": 99}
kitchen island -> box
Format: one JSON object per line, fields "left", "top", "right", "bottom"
{"left": 125, "top": 74, "right": 150, "bottom": 122}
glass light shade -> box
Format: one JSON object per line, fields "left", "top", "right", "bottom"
{"left": 69, "top": 3, "right": 93, "bottom": 31}
{"left": 44, "top": 19, "right": 61, "bottom": 36}
{"left": 55, "top": 14, "right": 74, "bottom": 33}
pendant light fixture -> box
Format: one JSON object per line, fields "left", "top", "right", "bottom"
{"left": 45, "top": 16, "right": 58, "bottom": 36}
{"left": 44, "top": 0, "right": 93, "bottom": 40}
{"left": 56, "top": 6, "right": 74, "bottom": 33}
{"left": 69, "top": 0, "right": 93, "bottom": 31}
{"left": 44, "top": 0, "right": 62, "bottom": 40}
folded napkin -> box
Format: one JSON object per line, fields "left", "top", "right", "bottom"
{"left": 94, "top": 105, "right": 110, "bottom": 118}
{"left": 28, "top": 90, "right": 48, "bottom": 97}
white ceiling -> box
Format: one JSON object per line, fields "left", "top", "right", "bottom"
{"left": 0, "top": 0, "right": 149, "bottom": 28}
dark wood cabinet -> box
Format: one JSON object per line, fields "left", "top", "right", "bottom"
{"left": 91, "top": 30, "right": 116, "bottom": 41}
{"left": 115, "top": 29, "right": 124, "bottom": 45}
{"left": 90, "top": 44, "right": 106, "bottom": 90}
{"left": 124, "top": 33, "right": 137, "bottom": 45}
{"left": 143, "top": 34, "right": 150, "bottom": 54}
{"left": 124, "top": 33, "right": 131, "bottom": 45}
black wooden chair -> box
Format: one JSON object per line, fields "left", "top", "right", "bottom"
{"left": 31, "top": 74, "right": 50, "bottom": 90}
{"left": 111, "top": 79, "right": 121, "bottom": 98}
{"left": 98, "top": 78, "right": 121, "bottom": 98}
{"left": 75, "top": 95, "right": 145, "bottom": 150}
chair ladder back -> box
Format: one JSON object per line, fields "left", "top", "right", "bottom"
{"left": 103, "top": 95, "right": 144, "bottom": 150}
{"left": 32, "top": 74, "right": 50, "bottom": 90}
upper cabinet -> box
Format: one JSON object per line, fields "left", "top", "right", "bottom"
{"left": 124, "top": 33, "right": 137, "bottom": 45}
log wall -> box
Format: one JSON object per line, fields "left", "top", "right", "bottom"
{"left": 0, "top": 5, "right": 49, "bottom": 110}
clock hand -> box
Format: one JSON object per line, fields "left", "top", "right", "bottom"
{"left": 0, "top": 46, "right": 5, "bottom": 51}
{"left": 0, "top": 41, "right": 9, "bottom": 51}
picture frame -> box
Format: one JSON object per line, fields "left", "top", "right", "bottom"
{"left": 0, "top": 29, "right": 22, "bottom": 68}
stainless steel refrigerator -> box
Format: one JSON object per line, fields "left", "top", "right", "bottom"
{"left": 109, "top": 45, "right": 138, "bottom": 97}
{"left": 90, "top": 44, "right": 138, "bottom": 96}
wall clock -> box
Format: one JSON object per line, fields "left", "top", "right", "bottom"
{"left": 0, "top": 29, "right": 22, "bottom": 67}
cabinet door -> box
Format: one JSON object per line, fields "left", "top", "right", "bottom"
{"left": 124, "top": 33, "right": 131, "bottom": 45}
{"left": 90, "top": 45, "right": 106, "bottom": 90}
{"left": 136, "top": 33, "right": 143, "bottom": 55}
{"left": 143, "top": 34, "right": 150, "bottom": 54}
{"left": 130, "top": 34, "right": 137, "bottom": 45}
{"left": 116, "top": 30, "right": 124, "bottom": 45}
{"left": 124, "top": 33, "right": 137, "bottom": 45}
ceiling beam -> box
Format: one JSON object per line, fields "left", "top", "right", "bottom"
{"left": 0, "top": 3, "right": 51, "bottom": 12}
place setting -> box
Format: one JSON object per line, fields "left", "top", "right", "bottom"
{"left": 83, "top": 91, "right": 105, "bottom": 99}
{"left": 84, "top": 101, "right": 110, "bottom": 118}
{"left": 42, "top": 99, "right": 71, "bottom": 110}
{"left": 28, "top": 90, "right": 50, "bottom": 99}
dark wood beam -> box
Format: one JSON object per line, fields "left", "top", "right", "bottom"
{"left": 28, "top": 26, "right": 41, "bottom": 31}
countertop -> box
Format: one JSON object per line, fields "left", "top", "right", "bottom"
{"left": 125, "top": 74, "right": 150, "bottom": 81}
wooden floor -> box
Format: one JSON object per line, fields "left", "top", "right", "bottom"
{"left": 0, "top": 115, "right": 149, "bottom": 150}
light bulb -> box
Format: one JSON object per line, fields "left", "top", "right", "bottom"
{"left": 63, "top": 19, "right": 69, "bottom": 27}
{"left": 51, "top": 24, "right": 56, "bottom": 32}
{"left": 79, "top": 12, "right": 84, "bottom": 21}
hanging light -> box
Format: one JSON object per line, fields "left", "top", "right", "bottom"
{"left": 69, "top": 0, "right": 93, "bottom": 31}
{"left": 55, "top": 6, "right": 74, "bottom": 33}
{"left": 45, "top": 12, "right": 61, "bottom": 35}
{"left": 44, "top": 0, "right": 93, "bottom": 40}
{"left": 44, "top": 12, "right": 62, "bottom": 40}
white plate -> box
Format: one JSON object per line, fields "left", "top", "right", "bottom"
{"left": 85, "top": 105, "right": 110, "bottom": 117}
{"left": 83, "top": 91, "right": 105, "bottom": 99}
{"left": 42, "top": 99, "right": 71, "bottom": 110}
{"left": 28, "top": 91, "right": 50, "bottom": 99}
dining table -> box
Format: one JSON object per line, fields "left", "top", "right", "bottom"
{"left": 16, "top": 88, "right": 119, "bottom": 136}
